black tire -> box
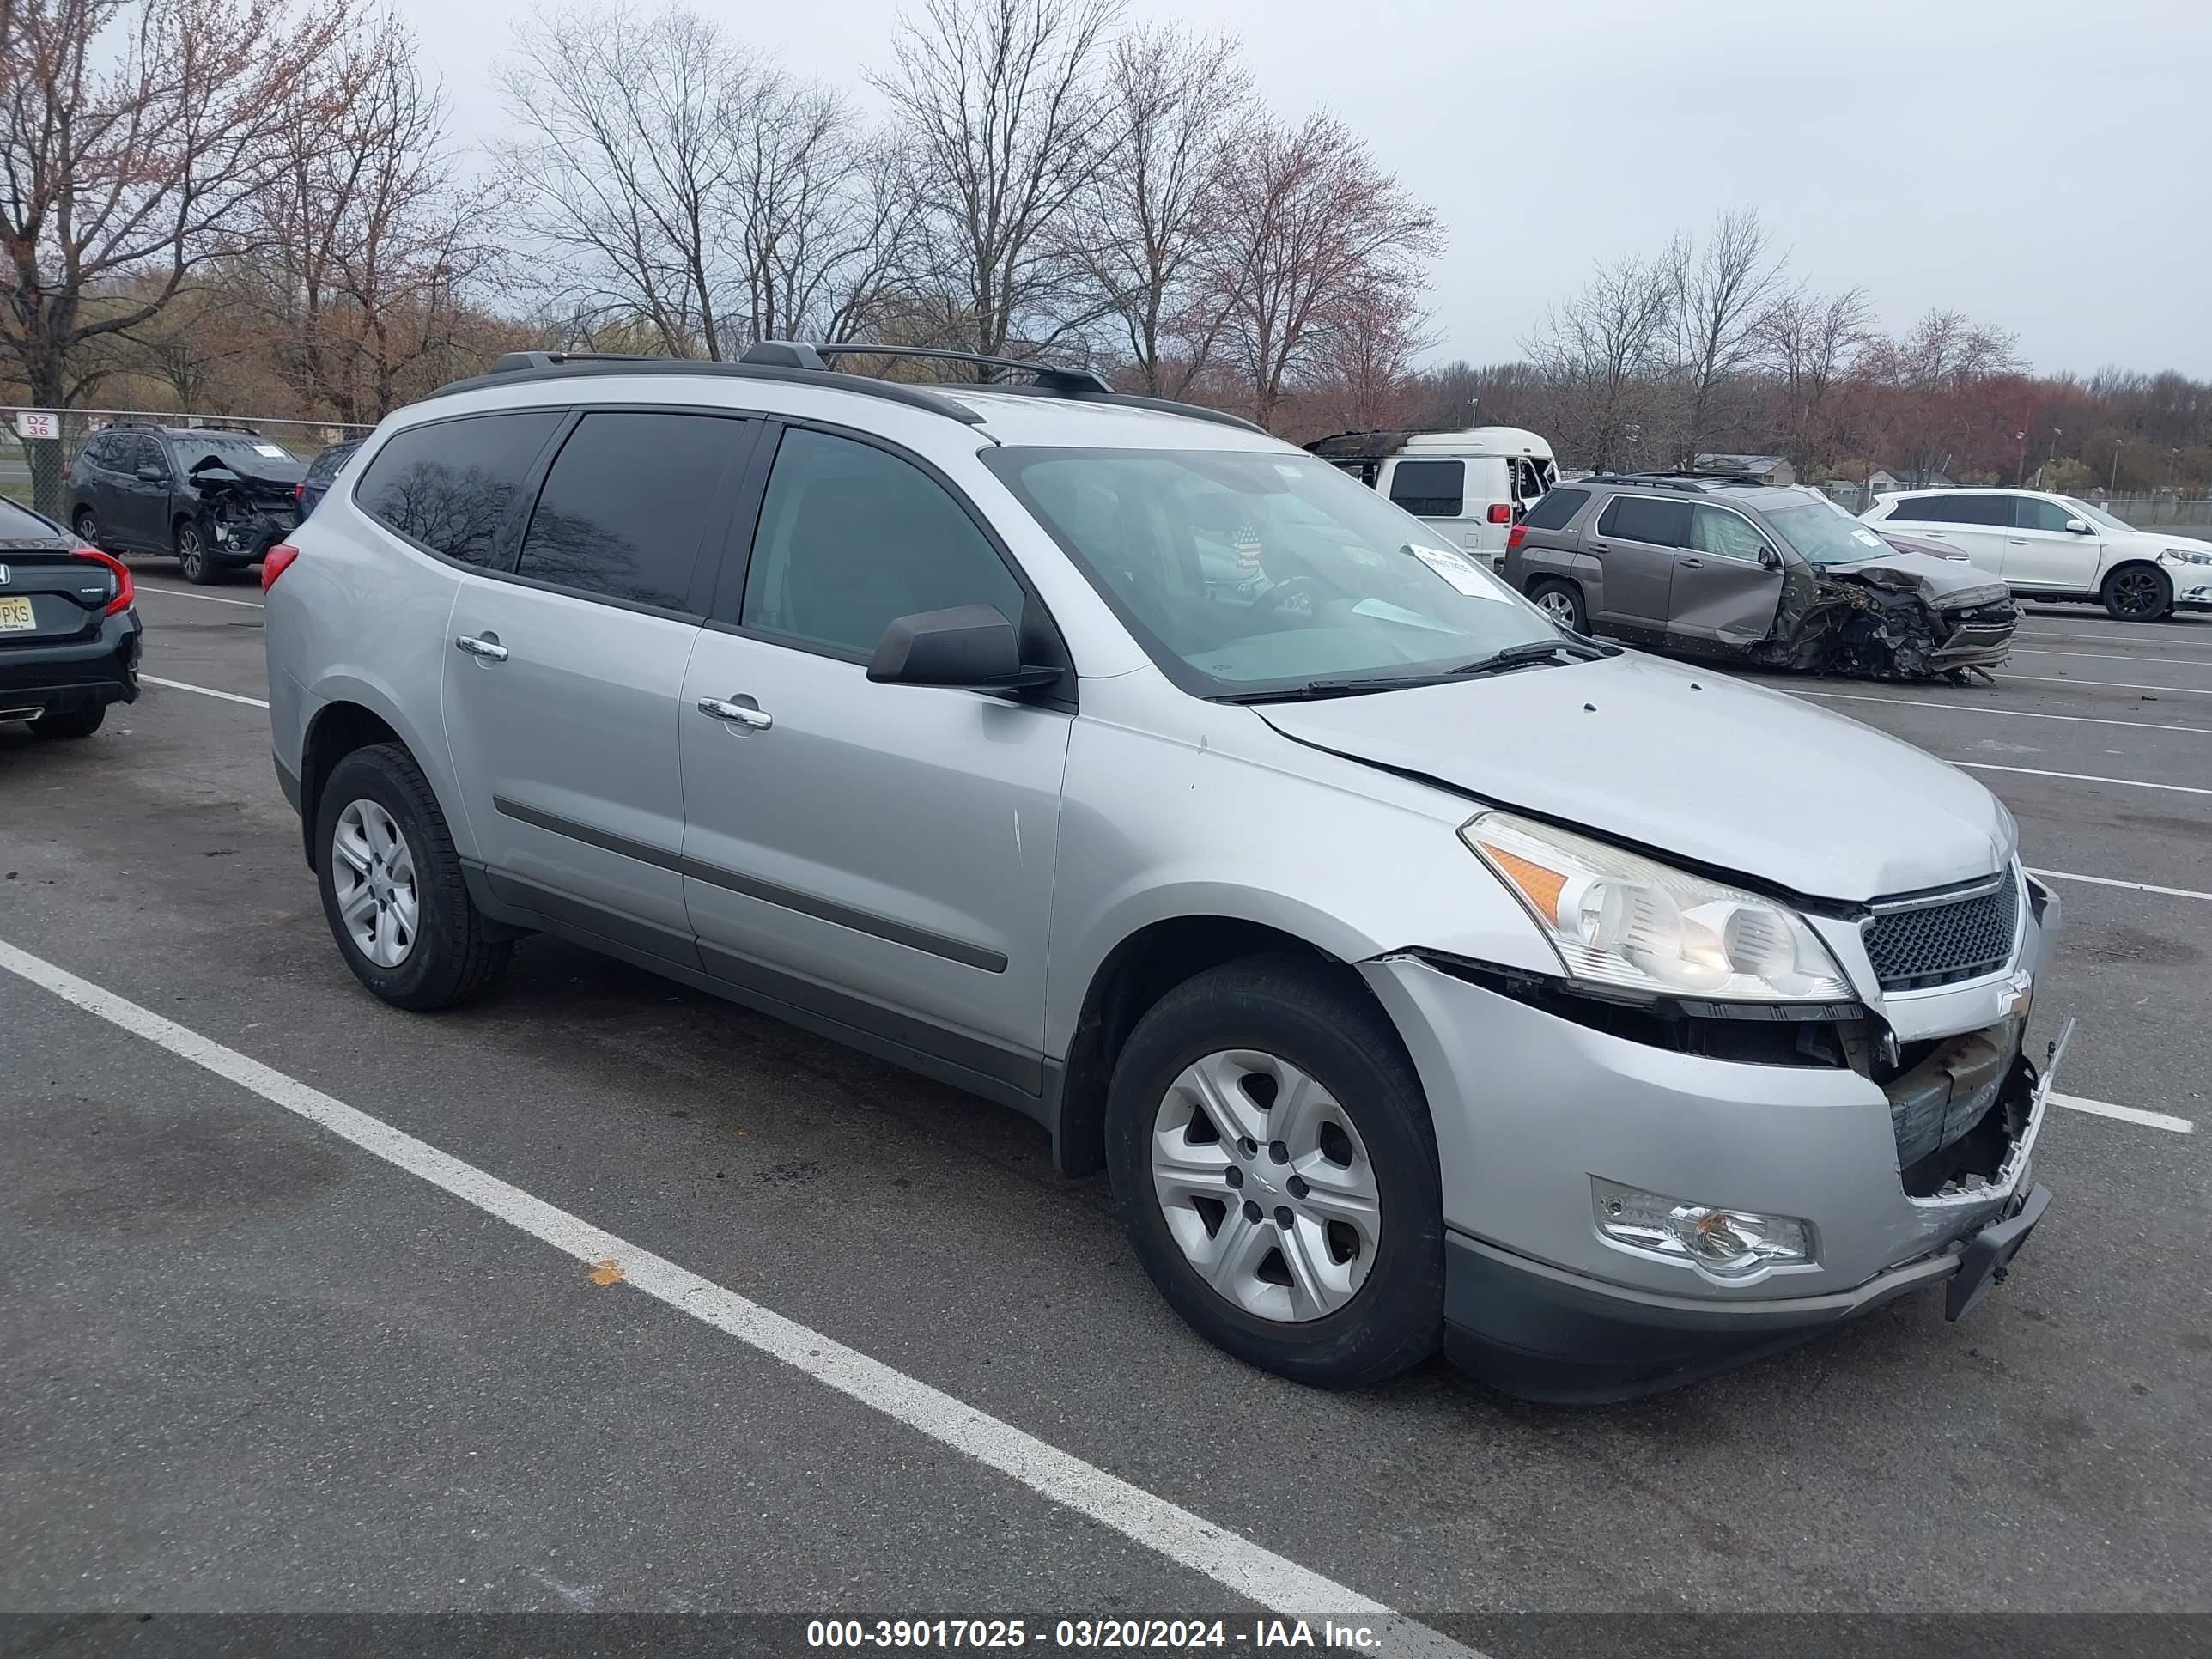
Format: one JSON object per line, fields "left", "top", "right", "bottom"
{"left": 28, "top": 705, "right": 105, "bottom": 740}
{"left": 175, "top": 520, "right": 218, "bottom": 585}
{"left": 72, "top": 507, "right": 100, "bottom": 544}
{"left": 1105, "top": 954, "right": 1443, "bottom": 1388}
{"left": 1529, "top": 578, "right": 1588, "bottom": 633}
{"left": 314, "top": 743, "right": 512, "bottom": 1011}
{"left": 2100, "top": 563, "right": 2170, "bottom": 622}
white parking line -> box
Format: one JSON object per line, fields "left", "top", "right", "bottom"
{"left": 1795, "top": 689, "right": 2212, "bottom": 736}
{"left": 2050, "top": 1094, "right": 2195, "bottom": 1134}
{"left": 1953, "top": 763, "right": 2212, "bottom": 797}
{"left": 0, "top": 935, "right": 1481, "bottom": 1657}
{"left": 140, "top": 674, "right": 270, "bottom": 709}
{"left": 1997, "top": 673, "right": 2212, "bottom": 696}
{"left": 2015, "top": 647, "right": 2212, "bottom": 666}
{"left": 2014, "top": 628, "right": 2212, "bottom": 649}
{"left": 2027, "top": 867, "right": 2212, "bottom": 903}
{"left": 131, "top": 582, "right": 264, "bottom": 609}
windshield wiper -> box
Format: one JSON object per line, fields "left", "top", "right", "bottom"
{"left": 1448, "top": 638, "right": 1604, "bottom": 677}
{"left": 1216, "top": 674, "right": 1457, "bottom": 704}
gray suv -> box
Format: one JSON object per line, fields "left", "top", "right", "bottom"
{"left": 1505, "top": 473, "right": 2018, "bottom": 680}
{"left": 264, "top": 347, "right": 2065, "bottom": 1401}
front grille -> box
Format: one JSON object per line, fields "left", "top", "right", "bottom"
{"left": 1863, "top": 874, "right": 2019, "bottom": 991}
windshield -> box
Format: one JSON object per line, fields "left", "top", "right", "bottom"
{"left": 983, "top": 446, "right": 1565, "bottom": 696}
{"left": 2061, "top": 496, "right": 2132, "bottom": 533}
{"left": 189, "top": 434, "right": 300, "bottom": 464}
{"left": 1766, "top": 498, "right": 1895, "bottom": 565}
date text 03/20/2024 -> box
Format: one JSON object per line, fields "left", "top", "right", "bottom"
{"left": 805, "top": 1619, "right": 1386, "bottom": 1650}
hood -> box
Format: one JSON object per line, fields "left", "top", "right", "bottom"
{"left": 187, "top": 449, "right": 307, "bottom": 489}
{"left": 2149, "top": 532, "right": 2212, "bottom": 559}
{"left": 1255, "top": 651, "right": 2012, "bottom": 902}
{"left": 1838, "top": 546, "right": 2009, "bottom": 609}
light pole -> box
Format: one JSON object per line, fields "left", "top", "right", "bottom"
{"left": 2039, "top": 428, "right": 2061, "bottom": 489}
{"left": 2109, "top": 438, "right": 2124, "bottom": 497}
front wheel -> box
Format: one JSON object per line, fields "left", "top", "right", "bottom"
{"left": 1529, "top": 579, "right": 1588, "bottom": 633}
{"left": 72, "top": 507, "right": 100, "bottom": 544}
{"left": 2100, "top": 563, "right": 2171, "bottom": 622}
{"left": 1105, "top": 955, "right": 1443, "bottom": 1388}
{"left": 315, "top": 744, "right": 513, "bottom": 1010}
{"left": 175, "top": 520, "right": 217, "bottom": 585}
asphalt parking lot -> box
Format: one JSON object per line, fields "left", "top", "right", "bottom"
{"left": 3, "top": 574, "right": 2207, "bottom": 1651}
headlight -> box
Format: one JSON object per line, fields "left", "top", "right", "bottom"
{"left": 2160, "top": 548, "right": 2212, "bottom": 565}
{"left": 1462, "top": 810, "right": 1853, "bottom": 1002}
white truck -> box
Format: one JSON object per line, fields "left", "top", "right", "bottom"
{"left": 1306, "top": 426, "right": 1559, "bottom": 569}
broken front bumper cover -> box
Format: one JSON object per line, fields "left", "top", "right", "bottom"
{"left": 1437, "top": 1017, "right": 2072, "bottom": 1404}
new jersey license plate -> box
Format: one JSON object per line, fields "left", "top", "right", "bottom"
{"left": 0, "top": 595, "right": 34, "bottom": 630}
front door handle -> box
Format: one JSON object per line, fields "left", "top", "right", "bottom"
{"left": 2007, "top": 537, "right": 2032, "bottom": 544}
{"left": 454, "top": 635, "right": 508, "bottom": 662}
{"left": 697, "top": 696, "right": 772, "bottom": 731}
{"left": 1678, "top": 557, "right": 1705, "bottom": 569}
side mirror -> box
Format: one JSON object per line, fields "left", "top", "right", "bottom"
{"left": 2065, "top": 519, "right": 2092, "bottom": 535}
{"left": 1757, "top": 545, "right": 1783, "bottom": 570}
{"left": 136, "top": 466, "right": 164, "bottom": 483}
{"left": 867, "top": 605, "right": 1060, "bottom": 690}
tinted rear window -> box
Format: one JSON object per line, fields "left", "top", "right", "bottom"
{"left": 1597, "top": 495, "right": 1692, "bottom": 547}
{"left": 355, "top": 412, "right": 563, "bottom": 568}
{"left": 1388, "top": 459, "right": 1465, "bottom": 517}
{"left": 1519, "top": 486, "right": 1589, "bottom": 532}
{"left": 0, "top": 497, "right": 61, "bottom": 538}
{"left": 515, "top": 412, "right": 746, "bottom": 610}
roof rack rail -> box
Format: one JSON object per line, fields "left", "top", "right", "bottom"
{"left": 743, "top": 340, "right": 1267, "bottom": 434}
{"left": 425, "top": 354, "right": 987, "bottom": 426}
{"left": 1587, "top": 471, "right": 1712, "bottom": 494}
{"left": 741, "top": 341, "right": 1113, "bottom": 395}
{"left": 112, "top": 417, "right": 264, "bottom": 436}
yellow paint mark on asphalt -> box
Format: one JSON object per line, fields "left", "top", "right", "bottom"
{"left": 587, "top": 1258, "right": 625, "bottom": 1286}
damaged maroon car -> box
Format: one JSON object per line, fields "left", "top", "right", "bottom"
{"left": 1504, "top": 471, "right": 2017, "bottom": 682}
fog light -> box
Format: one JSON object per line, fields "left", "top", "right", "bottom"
{"left": 1593, "top": 1179, "right": 1814, "bottom": 1278}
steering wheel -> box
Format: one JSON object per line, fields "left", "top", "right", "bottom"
{"left": 1250, "top": 576, "right": 1334, "bottom": 625}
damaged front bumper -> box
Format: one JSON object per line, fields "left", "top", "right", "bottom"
{"left": 1359, "top": 876, "right": 2067, "bottom": 1402}
{"left": 1759, "top": 578, "right": 2018, "bottom": 682}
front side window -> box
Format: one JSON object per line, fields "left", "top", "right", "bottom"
{"left": 1765, "top": 501, "right": 1894, "bottom": 565}
{"left": 1388, "top": 459, "right": 1465, "bottom": 518}
{"left": 355, "top": 410, "right": 563, "bottom": 568}
{"left": 984, "top": 445, "right": 1564, "bottom": 696}
{"left": 741, "top": 426, "right": 1025, "bottom": 658}
{"left": 1689, "top": 505, "right": 1770, "bottom": 560}
{"left": 515, "top": 412, "right": 744, "bottom": 611}
{"left": 1597, "top": 495, "right": 1692, "bottom": 548}
{"left": 118, "top": 434, "right": 165, "bottom": 475}
{"left": 2014, "top": 496, "right": 2075, "bottom": 532}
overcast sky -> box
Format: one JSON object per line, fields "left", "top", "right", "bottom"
{"left": 392, "top": 0, "right": 2212, "bottom": 379}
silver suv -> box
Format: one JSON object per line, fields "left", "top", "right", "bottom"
{"left": 264, "top": 345, "right": 2065, "bottom": 1401}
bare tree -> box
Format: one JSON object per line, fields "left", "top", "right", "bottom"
{"left": 1525, "top": 252, "right": 1674, "bottom": 471}
{"left": 872, "top": 0, "right": 1122, "bottom": 364}
{"left": 1209, "top": 113, "right": 1440, "bottom": 428}
{"left": 1067, "top": 24, "right": 1248, "bottom": 396}
{"left": 0, "top": 0, "right": 349, "bottom": 509}
{"left": 1759, "top": 284, "right": 1872, "bottom": 469}
{"left": 258, "top": 15, "right": 503, "bottom": 422}
{"left": 730, "top": 79, "right": 916, "bottom": 346}
{"left": 1667, "top": 208, "right": 1790, "bottom": 459}
{"left": 500, "top": 3, "right": 756, "bottom": 358}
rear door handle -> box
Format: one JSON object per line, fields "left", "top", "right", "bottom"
{"left": 453, "top": 635, "right": 508, "bottom": 661}
{"left": 697, "top": 696, "right": 772, "bottom": 730}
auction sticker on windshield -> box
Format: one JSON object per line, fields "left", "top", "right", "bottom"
{"left": 1407, "top": 543, "right": 1509, "bottom": 599}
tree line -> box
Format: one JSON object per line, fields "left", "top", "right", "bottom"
{"left": 5, "top": 0, "right": 2209, "bottom": 504}
{"left": 1392, "top": 210, "right": 2212, "bottom": 495}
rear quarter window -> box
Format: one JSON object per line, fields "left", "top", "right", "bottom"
{"left": 1388, "top": 459, "right": 1466, "bottom": 518}
{"left": 353, "top": 411, "right": 564, "bottom": 568}
{"left": 1519, "top": 486, "right": 1589, "bottom": 532}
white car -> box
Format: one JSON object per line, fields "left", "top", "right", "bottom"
{"left": 1861, "top": 488, "right": 2212, "bottom": 622}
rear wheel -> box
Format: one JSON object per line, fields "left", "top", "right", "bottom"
{"left": 175, "top": 520, "right": 217, "bottom": 585}
{"left": 28, "top": 706, "right": 106, "bottom": 740}
{"left": 1529, "top": 578, "right": 1587, "bottom": 632}
{"left": 1105, "top": 955, "right": 1443, "bottom": 1388}
{"left": 315, "top": 744, "right": 512, "bottom": 1010}
{"left": 2100, "top": 563, "right": 2170, "bottom": 622}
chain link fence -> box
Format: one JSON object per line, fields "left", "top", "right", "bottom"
{"left": 3, "top": 406, "right": 375, "bottom": 521}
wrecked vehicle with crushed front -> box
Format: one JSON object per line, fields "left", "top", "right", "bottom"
{"left": 1504, "top": 473, "right": 2018, "bottom": 681}
{"left": 183, "top": 446, "right": 303, "bottom": 575}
